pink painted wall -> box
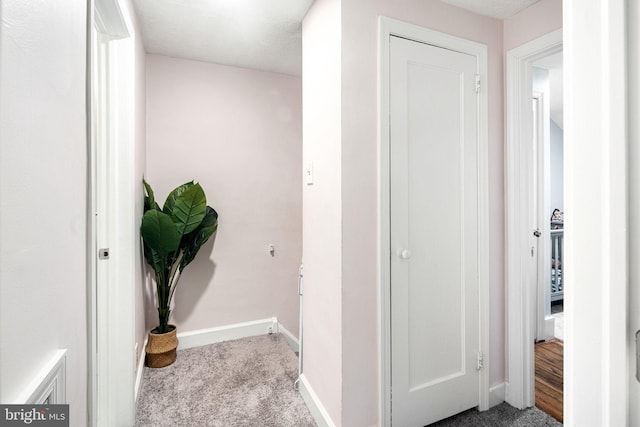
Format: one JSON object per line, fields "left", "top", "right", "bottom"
{"left": 503, "top": 0, "right": 563, "bottom": 52}
{"left": 335, "top": 2, "right": 563, "bottom": 423}
{"left": 302, "top": 1, "right": 505, "bottom": 425}
{"left": 145, "top": 55, "right": 302, "bottom": 338}
{"left": 119, "top": 0, "right": 150, "bottom": 384}
{"left": 302, "top": 0, "right": 561, "bottom": 423}
{"left": 301, "top": 0, "right": 343, "bottom": 423}
{"left": 0, "top": 0, "right": 88, "bottom": 423}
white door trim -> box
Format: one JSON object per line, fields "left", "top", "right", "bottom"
{"left": 378, "top": 16, "right": 490, "bottom": 426}
{"left": 504, "top": 28, "right": 562, "bottom": 410}
{"left": 629, "top": 2, "right": 640, "bottom": 426}
{"left": 564, "top": 1, "right": 628, "bottom": 424}
{"left": 89, "top": 0, "right": 136, "bottom": 425}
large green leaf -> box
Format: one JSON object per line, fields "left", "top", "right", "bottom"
{"left": 143, "top": 179, "right": 156, "bottom": 213}
{"left": 143, "top": 239, "right": 165, "bottom": 275}
{"left": 141, "top": 210, "right": 181, "bottom": 255}
{"left": 163, "top": 181, "right": 194, "bottom": 216}
{"left": 171, "top": 183, "right": 206, "bottom": 235}
{"left": 144, "top": 197, "right": 161, "bottom": 213}
{"left": 180, "top": 206, "right": 218, "bottom": 270}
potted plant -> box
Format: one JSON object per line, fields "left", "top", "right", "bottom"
{"left": 141, "top": 179, "right": 218, "bottom": 367}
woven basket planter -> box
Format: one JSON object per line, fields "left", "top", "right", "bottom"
{"left": 146, "top": 325, "right": 178, "bottom": 368}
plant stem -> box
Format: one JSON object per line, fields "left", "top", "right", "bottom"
{"left": 155, "top": 267, "right": 171, "bottom": 332}
{"left": 167, "top": 252, "right": 184, "bottom": 309}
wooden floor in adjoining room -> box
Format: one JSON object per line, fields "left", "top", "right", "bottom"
{"left": 535, "top": 339, "right": 563, "bottom": 423}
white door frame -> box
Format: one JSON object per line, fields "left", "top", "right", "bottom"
{"left": 564, "top": 0, "right": 628, "bottom": 425}
{"left": 378, "top": 16, "right": 490, "bottom": 426}
{"left": 504, "top": 28, "right": 562, "bottom": 410}
{"left": 629, "top": 2, "right": 640, "bottom": 425}
{"left": 89, "top": 0, "right": 136, "bottom": 425}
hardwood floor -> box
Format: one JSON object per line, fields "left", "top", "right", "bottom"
{"left": 535, "top": 339, "right": 563, "bottom": 423}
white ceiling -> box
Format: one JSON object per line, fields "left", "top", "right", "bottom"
{"left": 132, "top": 0, "right": 543, "bottom": 77}
{"left": 132, "top": 0, "right": 314, "bottom": 76}
{"left": 439, "top": 0, "right": 541, "bottom": 19}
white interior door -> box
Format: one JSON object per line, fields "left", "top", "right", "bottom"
{"left": 532, "top": 93, "right": 552, "bottom": 342}
{"left": 390, "top": 35, "right": 480, "bottom": 426}
{"left": 531, "top": 95, "right": 542, "bottom": 342}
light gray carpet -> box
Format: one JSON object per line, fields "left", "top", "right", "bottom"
{"left": 429, "top": 402, "right": 563, "bottom": 426}
{"left": 135, "top": 333, "right": 316, "bottom": 426}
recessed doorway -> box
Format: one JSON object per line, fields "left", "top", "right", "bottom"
{"left": 504, "top": 28, "right": 562, "bottom": 413}
{"left": 530, "top": 50, "right": 564, "bottom": 423}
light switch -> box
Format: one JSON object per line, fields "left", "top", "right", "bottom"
{"left": 305, "top": 161, "right": 314, "bottom": 185}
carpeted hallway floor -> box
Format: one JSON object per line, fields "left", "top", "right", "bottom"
{"left": 135, "top": 333, "right": 316, "bottom": 426}
{"left": 429, "top": 402, "right": 562, "bottom": 426}
{"left": 136, "top": 333, "right": 562, "bottom": 426}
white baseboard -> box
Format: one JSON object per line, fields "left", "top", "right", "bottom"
{"left": 489, "top": 382, "right": 506, "bottom": 408}
{"left": 298, "top": 374, "right": 336, "bottom": 427}
{"left": 277, "top": 323, "right": 299, "bottom": 353}
{"left": 135, "top": 337, "right": 147, "bottom": 402}
{"left": 15, "top": 349, "right": 67, "bottom": 404}
{"left": 544, "top": 316, "right": 556, "bottom": 340}
{"left": 177, "top": 317, "right": 279, "bottom": 350}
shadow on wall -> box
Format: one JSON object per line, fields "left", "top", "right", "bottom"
{"left": 142, "top": 243, "right": 156, "bottom": 329}
{"left": 142, "top": 234, "right": 218, "bottom": 329}
{"left": 173, "top": 235, "right": 217, "bottom": 324}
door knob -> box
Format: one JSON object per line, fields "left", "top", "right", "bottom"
{"left": 533, "top": 229, "right": 541, "bottom": 237}
{"left": 397, "top": 249, "right": 412, "bottom": 259}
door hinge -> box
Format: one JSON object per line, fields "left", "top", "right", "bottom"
{"left": 475, "top": 74, "right": 481, "bottom": 93}
{"left": 298, "top": 264, "right": 304, "bottom": 296}
{"left": 476, "top": 351, "right": 484, "bottom": 371}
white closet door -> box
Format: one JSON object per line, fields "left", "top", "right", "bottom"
{"left": 390, "top": 35, "right": 480, "bottom": 426}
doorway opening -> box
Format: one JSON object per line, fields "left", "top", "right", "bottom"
{"left": 530, "top": 51, "right": 564, "bottom": 423}
{"left": 504, "top": 28, "right": 562, "bottom": 414}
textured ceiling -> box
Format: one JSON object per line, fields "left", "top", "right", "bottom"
{"left": 133, "top": 0, "right": 542, "bottom": 77}
{"left": 439, "top": 0, "right": 541, "bottom": 19}
{"left": 132, "top": 0, "right": 314, "bottom": 76}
